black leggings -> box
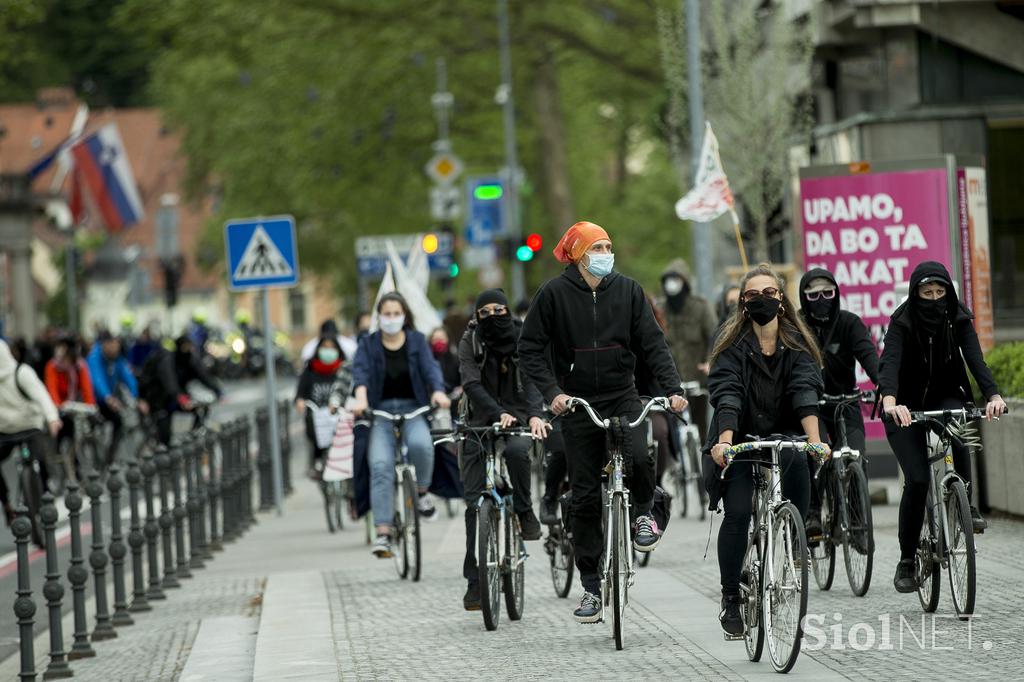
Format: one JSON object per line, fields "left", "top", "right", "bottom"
{"left": 542, "top": 427, "right": 567, "bottom": 502}
{"left": 718, "top": 449, "right": 810, "bottom": 595}
{"left": 887, "top": 397, "right": 971, "bottom": 560}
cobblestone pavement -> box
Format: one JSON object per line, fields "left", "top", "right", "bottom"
{"left": 6, "top": 469, "right": 1022, "bottom": 680}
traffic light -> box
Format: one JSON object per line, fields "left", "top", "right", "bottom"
{"left": 421, "top": 233, "right": 439, "bottom": 254}
{"left": 473, "top": 183, "right": 504, "bottom": 201}
{"left": 515, "top": 245, "right": 534, "bottom": 262}
{"left": 526, "top": 233, "right": 543, "bottom": 252}
{"left": 449, "top": 262, "right": 460, "bottom": 278}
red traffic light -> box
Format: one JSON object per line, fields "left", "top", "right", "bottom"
{"left": 526, "top": 233, "right": 543, "bottom": 252}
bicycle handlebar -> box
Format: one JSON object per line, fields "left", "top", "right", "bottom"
{"left": 566, "top": 396, "right": 672, "bottom": 430}
{"left": 820, "top": 390, "right": 876, "bottom": 404}
{"left": 60, "top": 401, "right": 98, "bottom": 416}
{"left": 431, "top": 422, "right": 536, "bottom": 445}
{"left": 909, "top": 407, "right": 988, "bottom": 423}
{"left": 720, "top": 439, "right": 829, "bottom": 478}
{"left": 679, "top": 381, "right": 707, "bottom": 397}
{"left": 369, "top": 405, "right": 434, "bottom": 422}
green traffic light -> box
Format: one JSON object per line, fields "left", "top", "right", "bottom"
{"left": 449, "top": 263, "right": 460, "bottom": 277}
{"left": 515, "top": 245, "right": 534, "bottom": 262}
{"left": 473, "top": 184, "right": 504, "bottom": 201}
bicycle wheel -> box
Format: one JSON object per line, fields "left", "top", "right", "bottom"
{"left": 673, "top": 464, "right": 688, "bottom": 519}
{"left": 741, "top": 526, "right": 764, "bottom": 662}
{"left": 19, "top": 463, "right": 44, "bottom": 547}
{"left": 503, "top": 498, "right": 525, "bottom": 620}
{"left": 810, "top": 472, "right": 835, "bottom": 591}
{"left": 391, "top": 477, "right": 409, "bottom": 579}
{"left": 402, "top": 469, "right": 421, "bottom": 582}
{"left": 638, "top": 549, "right": 651, "bottom": 567}
{"left": 764, "top": 502, "right": 808, "bottom": 674}
{"left": 322, "top": 483, "right": 337, "bottom": 533}
{"left": 687, "top": 437, "right": 707, "bottom": 521}
{"left": 916, "top": 500, "right": 941, "bottom": 613}
{"left": 611, "top": 493, "right": 629, "bottom": 650}
{"left": 945, "top": 479, "right": 976, "bottom": 620}
{"left": 477, "top": 498, "right": 501, "bottom": 631}
{"left": 843, "top": 461, "right": 874, "bottom": 597}
{"left": 548, "top": 525, "right": 574, "bottom": 598}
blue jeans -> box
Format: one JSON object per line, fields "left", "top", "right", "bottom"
{"left": 368, "top": 399, "right": 435, "bottom": 527}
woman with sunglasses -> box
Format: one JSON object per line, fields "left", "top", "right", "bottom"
{"left": 879, "top": 261, "right": 1005, "bottom": 594}
{"left": 798, "top": 268, "right": 879, "bottom": 539}
{"left": 705, "top": 263, "right": 828, "bottom": 637}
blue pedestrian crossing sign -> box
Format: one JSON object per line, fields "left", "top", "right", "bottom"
{"left": 225, "top": 215, "right": 300, "bottom": 291}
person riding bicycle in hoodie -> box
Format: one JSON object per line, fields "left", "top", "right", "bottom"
{"left": 879, "top": 261, "right": 1005, "bottom": 594}
{"left": 798, "top": 268, "right": 879, "bottom": 540}
{"left": 456, "top": 288, "right": 548, "bottom": 611}
{"left": 518, "top": 220, "right": 686, "bottom": 624}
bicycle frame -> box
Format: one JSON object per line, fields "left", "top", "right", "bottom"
{"left": 369, "top": 405, "right": 433, "bottom": 517}
{"left": 816, "top": 393, "right": 871, "bottom": 544}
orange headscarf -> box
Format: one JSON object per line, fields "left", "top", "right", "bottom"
{"left": 552, "top": 221, "right": 610, "bottom": 264}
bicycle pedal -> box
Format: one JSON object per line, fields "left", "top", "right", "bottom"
{"left": 723, "top": 633, "right": 745, "bottom": 641}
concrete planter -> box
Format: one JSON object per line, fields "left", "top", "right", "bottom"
{"left": 979, "top": 397, "right": 1024, "bottom": 516}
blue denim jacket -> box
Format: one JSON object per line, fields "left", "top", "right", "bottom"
{"left": 351, "top": 330, "right": 445, "bottom": 408}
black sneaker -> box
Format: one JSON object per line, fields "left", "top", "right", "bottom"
{"left": 893, "top": 558, "right": 916, "bottom": 593}
{"left": 573, "top": 592, "right": 602, "bottom": 623}
{"left": 805, "top": 510, "right": 823, "bottom": 544}
{"left": 417, "top": 493, "right": 437, "bottom": 519}
{"left": 719, "top": 594, "right": 743, "bottom": 636}
{"left": 518, "top": 509, "right": 542, "bottom": 541}
{"left": 463, "top": 583, "right": 481, "bottom": 611}
{"left": 632, "top": 514, "right": 661, "bottom": 552}
{"left": 970, "top": 506, "right": 988, "bottom": 533}
{"left": 539, "top": 496, "right": 559, "bottom": 525}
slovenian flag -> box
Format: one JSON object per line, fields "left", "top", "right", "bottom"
{"left": 69, "top": 123, "right": 144, "bottom": 232}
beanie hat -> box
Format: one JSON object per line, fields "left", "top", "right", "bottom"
{"left": 475, "top": 288, "right": 509, "bottom": 312}
{"left": 553, "top": 221, "right": 610, "bottom": 264}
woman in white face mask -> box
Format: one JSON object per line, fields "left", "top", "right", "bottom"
{"left": 349, "top": 293, "right": 451, "bottom": 558}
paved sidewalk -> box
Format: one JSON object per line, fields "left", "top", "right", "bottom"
{"left": 5, "top": 468, "right": 1023, "bottom": 680}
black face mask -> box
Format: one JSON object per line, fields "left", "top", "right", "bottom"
{"left": 914, "top": 297, "right": 947, "bottom": 334}
{"left": 805, "top": 298, "right": 833, "bottom": 323}
{"left": 479, "top": 313, "right": 516, "bottom": 352}
{"left": 744, "top": 296, "right": 782, "bottom": 326}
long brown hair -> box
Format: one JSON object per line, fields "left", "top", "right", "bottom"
{"left": 710, "top": 263, "right": 823, "bottom": 366}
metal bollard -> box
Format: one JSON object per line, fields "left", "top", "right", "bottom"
{"left": 280, "top": 402, "right": 293, "bottom": 495}
{"left": 86, "top": 470, "right": 117, "bottom": 640}
{"left": 125, "top": 458, "right": 151, "bottom": 612}
{"left": 107, "top": 465, "right": 134, "bottom": 626}
{"left": 40, "top": 494, "right": 72, "bottom": 679}
{"left": 169, "top": 446, "right": 192, "bottom": 578}
{"left": 185, "top": 442, "right": 205, "bottom": 568}
{"left": 155, "top": 448, "right": 179, "bottom": 589}
{"left": 220, "top": 424, "right": 238, "bottom": 542}
{"left": 241, "top": 419, "right": 256, "bottom": 529}
{"left": 65, "top": 482, "right": 95, "bottom": 659}
{"left": 193, "top": 436, "right": 213, "bottom": 560}
{"left": 141, "top": 451, "right": 166, "bottom": 600}
{"left": 257, "top": 408, "right": 273, "bottom": 511}
{"left": 207, "top": 430, "right": 223, "bottom": 552}
{"left": 12, "top": 508, "right": 37, "bottom": 681}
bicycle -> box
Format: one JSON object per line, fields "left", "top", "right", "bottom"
{"left": 434, "top": 421, "right": 534, "bottom": 631}
{"left": 670, "top": 381, "right": 709, "bottom": 521}
{"left": 57, "top": 401, "right": 103, "bottom": 486}
{"left": 566, "top": 396, "right": 670, "bottom": 651}
{"left": 721, "top": 437, "right": 828, "bottom": 673}
{"left": 307, "top": 401, "right": 353, "bottom": 534}
{"left": 543, "top": 461, "right": 574, "bottom": 598}
{"left": 899, "top": 406, "right": 996, "bottom": 620}
{"left": 809, "top": 391, "right": 875, "bottom": 597}
{"left": 1, "top": 429, "right": 46, "bottom": 547}
{"left": 363, "top": 405, "right": 433, "bottom": 582}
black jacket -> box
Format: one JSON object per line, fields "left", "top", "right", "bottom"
{"left": 458, "top": 318, "right": 543, "bottom": 426}
{"left": 798, "top": 268, "right": 879, "bottom": 394}
{"left": 518, "top": 266, "right": 682, "bottom": 403}
{"left": 878, "top": 261, "right": 998, "bottom": 409}
{"left": 139, "top": 347, "right": 220, "bottom": 409}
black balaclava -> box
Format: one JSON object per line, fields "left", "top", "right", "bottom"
{"left": 475, "top": 288, "right": 516, "bottom": 354}
{"left": 798, "top": 268, "right": 840, "bottom": 331}
{"left": 908, "top": 262, "right": 956, "bottom": 338}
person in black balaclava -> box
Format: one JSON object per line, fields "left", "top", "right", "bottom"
{"left": 798, "top": 268, "right": 880, "bottom": 539}
{"left": 879, "top": 261, "right": 1006, "bottom": 595}
{"left": 455, "top": 288, "right": 547, "bottom": 611}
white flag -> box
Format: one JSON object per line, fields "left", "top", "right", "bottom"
{"left": 675, "top": 122, "right": 736, "bottom": 223}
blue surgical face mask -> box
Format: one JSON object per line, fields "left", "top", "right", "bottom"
{"left": 317, "top": 348, "right": 340, "bottom": 364}
{"left": 586, "top": 252, "right": 615, "bottom": 278}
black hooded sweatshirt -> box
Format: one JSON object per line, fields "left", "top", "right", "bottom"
{"left": 518, "top": 266, "right": 683, "bottom": 403}
{"left": 878, "top": 261, "right": 998, "bottom": 409}
{"left": 798, "top": 268, "right": 879, "bottom": 394}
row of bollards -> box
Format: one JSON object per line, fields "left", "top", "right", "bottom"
{"left": 11, "top": 411, "right": 293, "bottom": 680}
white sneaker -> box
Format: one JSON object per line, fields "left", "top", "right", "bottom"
{"left": 417, "top": 494, "right": 437, "bottom": 519}
{"left": 371, "top": 535, "right": 392, "bottom": 558}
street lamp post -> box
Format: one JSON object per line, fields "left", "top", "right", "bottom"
{"left": 497, "top": 0, "right": 525, "bottom": 304}
{"left": 686, "top": 0, "right": 714, "bottom": 297}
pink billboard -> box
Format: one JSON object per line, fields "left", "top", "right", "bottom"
{"left": 800, "top": 168, "right": 955, "bottom": 438}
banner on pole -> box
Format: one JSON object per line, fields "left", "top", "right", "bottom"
{"left": 675, "top": 122, "right": 736, "bottom": 223}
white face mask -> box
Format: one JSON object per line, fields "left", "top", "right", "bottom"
{"left": 379, "top": 315, "right": 405, "bottom": 335}
{"left": 663, "top": 278, "right": 684, "bottom": 296}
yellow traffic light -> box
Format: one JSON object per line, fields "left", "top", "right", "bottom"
{"left": 422, "top": 233, "right": 439, "bottom": 254}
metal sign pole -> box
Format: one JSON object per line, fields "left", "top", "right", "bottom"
{"left": 261, "top": 289, "right": 284, "bottom": 515}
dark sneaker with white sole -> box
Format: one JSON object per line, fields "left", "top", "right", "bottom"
{"left": 518, "top": 509, "right": 542, "bottom": 540}
{"left": 719, "top": 594, "right": 744, "bottom": 637}
{"left": 632, "top": 514, "right": 661, "bottom": 552}
{"left": 372, "top": 535, "right": 392, "bottom": 558}
{"left": 893, "top": 558, "right": 916, "bottom": 593}
{"left": 573, "top": 592, "right": 602, "bottom": 623}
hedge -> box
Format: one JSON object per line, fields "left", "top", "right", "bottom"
{"left": 985, "top": 342, "right": 1024, "bottom": 399}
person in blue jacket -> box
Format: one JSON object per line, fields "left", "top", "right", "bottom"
{"left": 350, "top": 293, "right": 450, "bottom": 558}
{"left": 88, "top": 330, "right": 147, "bottom": 465}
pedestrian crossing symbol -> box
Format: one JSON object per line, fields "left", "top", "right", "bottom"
{"left": 224, "top": 215, "right": 300, "bottom": 291}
